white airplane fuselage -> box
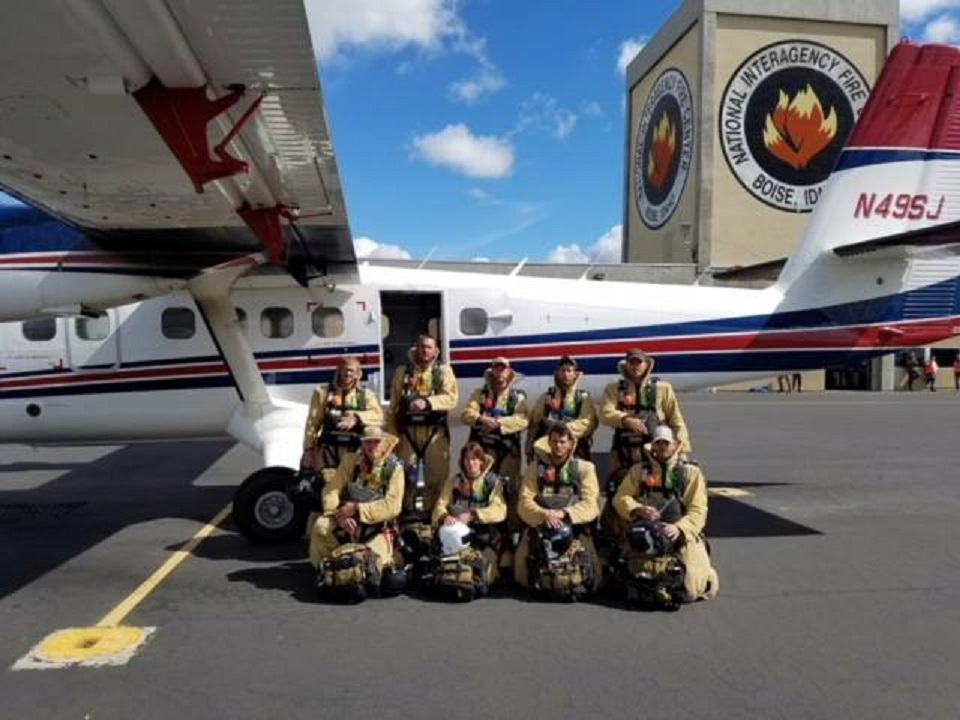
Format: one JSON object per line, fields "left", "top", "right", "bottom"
{"left": 3, "top": 258, "right": 958, "bottom": 449}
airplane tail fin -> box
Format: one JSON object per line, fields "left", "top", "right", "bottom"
{"left": 777, "top": 42, "right": 960, "bottom": 311}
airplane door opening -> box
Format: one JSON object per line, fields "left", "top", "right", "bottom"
{"left": 379, "top": 291, "right": 442, "bottom": 401}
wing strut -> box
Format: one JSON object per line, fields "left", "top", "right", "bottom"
{"left": 188, "top": 258, "right": 308, "bottom": 469}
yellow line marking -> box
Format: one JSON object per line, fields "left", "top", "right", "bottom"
{"left": 709, "top": 487, "right": 751, "bottom": 497}
{"left": 13, "top": 502, "right": 232, "bottom": 670}
{"left": 13, "top": 627, "right": 156, "bottom": 670}
{"left": 96, "top": 502, "right": 232, "bottom": 628}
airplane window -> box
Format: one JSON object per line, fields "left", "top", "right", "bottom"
{"left": 460, "top": 308, "right": 487, "bottom": 336}
{"left": 75, "top": 315, "right": 109, "bottom": 341}
{"left": 162, "top": 307, "right": 196, "bottom": 340}
{"left": 22, "top": 317, "right": 56, "bottom": 342}
{"left": 312, "top": 307, "right": 344, "bottom": 338}
{"left": 235, "top": 307, "right": 248, "bottom": 334}
{"left": 261, "top": 307, "right": 293, "bottom": 339}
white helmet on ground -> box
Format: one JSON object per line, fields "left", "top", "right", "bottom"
{"left": 438, "top": 522, "right": 472, "bottom": 556}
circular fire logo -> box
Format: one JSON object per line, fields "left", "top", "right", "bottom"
{"left": 719, "top": 40, "right": 869, "bottom": 212}
{"left": 634, "top": 68, "right": 694, "bottom": 229}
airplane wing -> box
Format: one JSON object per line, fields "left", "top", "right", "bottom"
{"left": 832, "top": 219, "right": 960, "bottom": 258}
{"left": 0, "top": 0, "right": 355, "bottom": 282}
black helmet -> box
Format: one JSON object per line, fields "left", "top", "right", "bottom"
{"left": 538, "top": 523, "right": 574, "bottom": 558}
{"left": 380, "top": 566, "right": 409, "bottom": 597}
{"left": 627, "top": 521, "right": 675, "bottom": 556}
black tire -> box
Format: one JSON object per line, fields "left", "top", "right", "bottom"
{"left": 233, "top": 467, "right": 309, "bottom": 543}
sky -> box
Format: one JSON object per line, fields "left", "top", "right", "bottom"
{"left": 311, "top": 0, "right": 960, "bottom": 264}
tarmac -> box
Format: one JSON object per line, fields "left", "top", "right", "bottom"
{"left": 1, "top": 391, "right": 959, "bottom": 719}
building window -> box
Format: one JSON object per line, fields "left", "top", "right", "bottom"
{"left": 75, "top": 315, "right": 109, "bottom": 341}
{"left": 459, "top": 308, "right": 487, "bottom": 336}
{"left": 162, "top": 307, "right": 196, "bottom": 339}
{"left": 261, "top": 307, "right": 293, "bottom": 339}
{"left": 22, "top": 317, "right": 56, "bottom": 342}
{"left": 312, "top": 307, "right": 344, "bottom": 338}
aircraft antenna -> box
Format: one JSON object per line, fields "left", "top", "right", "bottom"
{"left": 417, "top": 245, "right": 439, "bottom": 270}
{"left": 508, "top": 257, "right": 528, "bottom": 276}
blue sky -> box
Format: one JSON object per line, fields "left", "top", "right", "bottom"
{"left": 311, "top": 0, "right": 960, "bottom": 264}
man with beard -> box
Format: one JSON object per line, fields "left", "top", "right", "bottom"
{"left": 300, "top": 355, "right": 383, "bottom": 482}
{"left": 526, "top": 355, "right": 597, "bottom": 462}
{"left": 515, "top": 423, "right": 601, "bottom": 600}
{"left": 309, "top": 427, "right": 406, "bottom": 601}
{"left": 386, "top": 334, "right": 459, "bottom": 515}
{"left": 612, "top": 425, "right": 718, "bottom": 603}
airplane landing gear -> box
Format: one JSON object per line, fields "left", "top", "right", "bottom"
{"left": 233, "top": 467, "right": 311, "bottom": 543}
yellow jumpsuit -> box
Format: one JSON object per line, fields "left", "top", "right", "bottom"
{"left": 302, "top": 383, "right": 383, "bottom": 482}
{"left": 612, "top": 456, "right": 719, "bottom": 602}
{"left": 386, "top": 353, "right": 458, "bottom": 515}
{"left": 460, "top": 369, "right": 529, "bottom": 485}
{"left": 598, "top": 357, "right": 692, "bottom": 538}
{"left": 308, "top": 434, "right": 405, "bottom": 573}
{"left": 514, "top": 437, "right": 602, "bottom": 590}
{"left": 525, "top": 375, "right": 598, "bottom": 461}
{"left": 432, "top": 454, "right": 508, "bottom": 586}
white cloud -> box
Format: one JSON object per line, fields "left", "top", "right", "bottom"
{"left": 306, "top": 0, "right": 507, "bottom": 102}
{"left": 617, "top": 37, "right": 648, "bottom": 76}
{"left": 900, "top": 0, "right": 960, "bottom": 23}
{"left": 589, "top": 225, "right": 624, "bottom": 262}
{"left": 465, "top": 187, "right": 501, "bottom": 205}
{"left": 451, "top": 70, "right": 506, "bottom": 103}
{"left": 581, "top": 100, "right": 602, "bottom": 118}
{"left": 307, "top": 0, "right": 462, "bottom": 61}
{"left": 411, "top": 124, "right": 514, "bottom": 178}
{"left": 546, "top": 244, "right": 590, "bottom": 264}
{"left": 514, "top": 93, "right": 578, "bottom": 140}
{"left": 546, "top": 224, "right": 623, "bottom": 264}
{"left": 471, "top": 256, "right": 491, "bottom": 262}
{"left": 923, "top": 12, "right": 960, "bottom": 40}
{"left": 354, "top": 236, "right": 412, "bottom": 260}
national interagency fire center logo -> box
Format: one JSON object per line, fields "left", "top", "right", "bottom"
{"left": 719, "top": 40, "right": 869, "bottom": 212}
{"left": 634, "top": 68, "right": 694, "bottom": 230}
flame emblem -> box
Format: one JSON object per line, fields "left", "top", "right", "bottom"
{"left": 647, "top": 113, "right": 677, "bottom": 189}
{"left": 762, "top": 86, "right": 837, "bottom": 169}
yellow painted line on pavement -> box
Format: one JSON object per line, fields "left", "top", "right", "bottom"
{"left": 709, "top": 487, "right": 751, "bottom": 497}
{"left": 12, "top": 502, "right": 232, "bottom": 670}
{"left": 97, "top": 502, "right": 233, "bottom": 627}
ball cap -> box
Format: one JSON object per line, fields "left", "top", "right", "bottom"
{"left": 361, "top": 427, "right": 386, "bottom": 442}
{"left": 625, "top": 348, "right": 649, "bottom": 362}
{"left": 651, "top": 426, "right": 675, "bottom": 444}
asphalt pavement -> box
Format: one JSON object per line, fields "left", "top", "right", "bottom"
{"left": 1, "top": 391, "right": 959, "bottom": 719}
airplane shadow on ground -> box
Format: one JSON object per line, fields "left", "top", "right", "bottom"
{"left": 0, "top": 441, "right": 236, "bottom": 600}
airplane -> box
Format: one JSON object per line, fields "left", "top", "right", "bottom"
{"left": 1, "top": 3, "right": 959, "bottom": 542}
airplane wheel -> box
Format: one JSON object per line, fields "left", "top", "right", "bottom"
{"left": 233, "top": 467, "right": 308, "bottom": 543}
